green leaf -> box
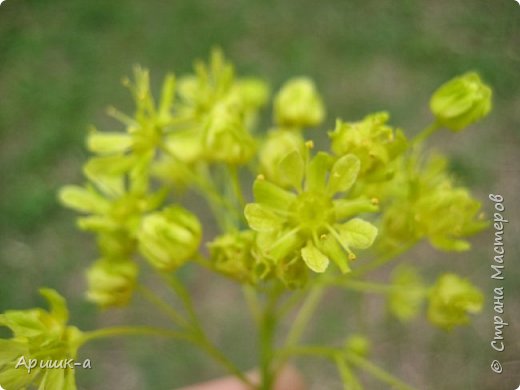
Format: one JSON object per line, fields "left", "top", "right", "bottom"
{"left": 338, "top": 218, "right": 378, "bottom": 249}
{"left": 253, "top": 179, "right": 296, "bottom": 210}
{"left": 301, "top": 241, "right": 329, "bottom": 273}
{"left": 328, "top": 154, "right": 360, "bottom": 195}
{"left": 244, "top": 204, "right": 283, "bottom": 232}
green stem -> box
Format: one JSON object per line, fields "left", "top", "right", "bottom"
{"left": 162, "top": 272, "right": 200, "bottom": 330}
{"left": 201, "top": 164, "right": 239, "bottom": 231}
{"left": 276, "top": 289, "right": 306, "bottom": 318}
{"left": 243, "top": 285, "right": 262, "bottom": 327}
{"left": 322, "top": 279, "right": 396, "bottom": 294}
{"left": 192, "top": 335, "right": 256, "bottom": 389}
{"left": 413, "top": 121, "right": 440, "bottom": 146}
{"left": 259, "top": 287, "right": 282, "bottom": 390}
{"left": 83, "top": 326, "right": 189, "bottom": 344}
{"left": 162, "top": 272, "right": 255, "bottom": 388}
{"left": 350, "top": 242, "right": 416, "bottom": 277}
{"left": 138, "top": 284, "right": 188, "bottom": 328}
{"left": 229, "top": 164, "right": 246, "bottom": 210}
{"left": 335, "top": 355, "right": 363, "bottom": 390}
{"left": 260, "top": 306, "right": 276, "bottom": 390}
{"left": 283, "top": 286, "right": 325, "bottom": 348}
{"left": 346, "top": 353, "right": 416, "bottom": 390}
{"left": 279, "top": 345, "right": 337, "bottom": 359}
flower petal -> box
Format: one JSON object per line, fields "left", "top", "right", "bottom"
{"left": 305, "top": 152, "right": 331, "bottom": 192}
{"left": 277, "top": 150, "right": 304, "bottom": 190}
{"left": 338, "top": 218, "right": 378, "bottom": 249}
{"left": 244, "top": 204, "right": 283, "bottom": 232}
{"left": 253, "top": 179, "right": 296, "bottom": 211}
{"left": 301, "top": 241, "right": 329, "bottom": 273}
{"left": 327, "top": 154, "right": 360, "bottom": 195}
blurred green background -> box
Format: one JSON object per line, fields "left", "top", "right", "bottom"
{"left": 1, "top": 0, "right": 519, "bottom": 389}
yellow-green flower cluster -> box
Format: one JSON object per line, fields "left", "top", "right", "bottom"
{"left": 0, "top": 289, "right": 83, "bottom": 389}
{"left": 329, "top": 112, "right": 408, "bottom": 181}
{"left": 58, "top": 51, "right": 491, "bottom": 332}
{"left": 377, "top": 154, "right": 487, "bottom": 252}
{"left": 59, "top": 178, "right": 164, "bottom": 307}
{"left": 165, "top": 49, "right": 269, "bottom": 166}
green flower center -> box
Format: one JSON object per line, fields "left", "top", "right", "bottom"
{"left": 290, "top": 192, "right": 334, "bottom": 230}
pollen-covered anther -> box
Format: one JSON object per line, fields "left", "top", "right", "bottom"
{"left": 371, "top": 197, "right": 380, "bottom": 206}
{"left": 348, "top": 253, "right": 357, "bottom": 261}
{"left": 305, "top": 140, "right": 315, "bottom": 149}
{"left": 320, "top": 234, "right": 327, "bottom": 240}
{"left": 257, "top": 174, "right": 265, "bottom": 181}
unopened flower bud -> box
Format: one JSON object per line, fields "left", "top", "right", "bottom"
{"left": 274, "top": 77, "right": 325, "bottom": 128}
{"left": 137, "top": 206, "right": 201, "bottom": 271}
{"left": 86, "top": 259, "right": 138, "bottom": 308}
{"left": 430, "top": 72, "right": 492, "bottom": 131}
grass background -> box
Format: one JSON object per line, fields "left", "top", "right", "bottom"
{"left": 0, "top": 0, "right": 519, "bottom": 389}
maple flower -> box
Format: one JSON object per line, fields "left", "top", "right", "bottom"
{"left": 245, "top": 146, "right": 378, "bottom": 275}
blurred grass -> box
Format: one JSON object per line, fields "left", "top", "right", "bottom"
{"left": 1, "top": 0, "right": 519, "bottom": 389}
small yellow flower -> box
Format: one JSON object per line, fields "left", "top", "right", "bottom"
{"left": 245, "top": 147, "right": 378, "bottom": 277}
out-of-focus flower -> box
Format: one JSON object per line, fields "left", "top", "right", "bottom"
{"left": 86, "top": 259, "right": 138, "bottom": 308}
{"left": 427, "top": 273, "right": 483, "bottom": 330}
{"left": 378, "top": 154, "right": 487, "bottom": 252}
{"left": 274, "top": 77, "right": 325, "bottom": 128}
{"left": 345, "top": 334, "right": 371, "bottom": 357}
{"left": 137, "top": 206, "right": 202, "bottom": 271}
{"left": 0, "top": 289, "right": 83, "bottom": 389}
{"left": 388, "top": 265, "right": 426, "bottom": 321}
